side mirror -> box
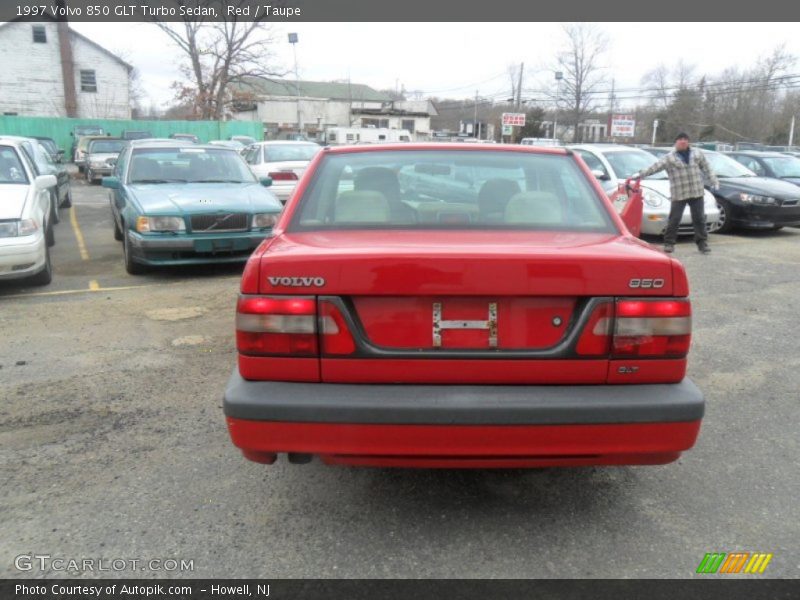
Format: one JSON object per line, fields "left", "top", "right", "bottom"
{"left": 102, "top": 176, "right": 120, "bottom": 189}
{"left": 591, "top": 169, "right": 610, "bottom": 181}
{"left": 34, "top": 174, "right": 57, "bottom": 190}
{"left": 618, "top": 181, "right": 643, "bottom": 237}
{"left": 259, "top": 176, "right": 273, "bottom": 188}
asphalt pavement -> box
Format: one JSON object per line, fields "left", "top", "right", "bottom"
{"left": 0, "top": 178, "right": 798, "bottom": 578}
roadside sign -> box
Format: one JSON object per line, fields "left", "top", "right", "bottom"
{"left": 502, "top": 113, "right": 526, "bottom": 127}
{"left": 502, "top": 124, "right": 513, "bottom": 135}
{"left": 610, "top": 114, "right": 636, "bottom": 137}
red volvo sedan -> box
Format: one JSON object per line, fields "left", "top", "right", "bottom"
{"left": 224, "top": 143, "right": 704, "bottom": 469}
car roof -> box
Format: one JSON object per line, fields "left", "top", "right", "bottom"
{"left": 727, "top": 150, "right": 789, "bottom": 157}
{"left": 88, "top": 137, "right": 125, "bottom": 143}
{"left": 129, "top": 140, "right": 236, "bottom": 151}
{"left": 322, "top": 142, "right": 570, "bottom": 155}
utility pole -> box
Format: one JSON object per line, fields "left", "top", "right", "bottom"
{"left": 652, "top": 119, "right": 659, "bottom": 145}
{"left": 288, "top": 33, "right": 302, "bottom": 135}
{"left": 474, "top": 90, "right": 479, "bottom": 139}
{"left": 608, "top": 78, "right": 616, "bottom": 143}
{"left": 789, "top": 115, "right": 795, "bottom": 147}
{"left": 553, "top": 71, "right": 563, "bottom": 141}
{"left": 516, "top": 62, "right": 524, "bottom": 109}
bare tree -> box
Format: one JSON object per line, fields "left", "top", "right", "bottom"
{"left": 553, "top": 24, "right": 609, "bottom": 142}
{"left": 155, "top": 1, "right": 285, "bottom": 120}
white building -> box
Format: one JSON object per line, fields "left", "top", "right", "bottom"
{"left": 230, "top": 79, "right": 436, "bottom": 141}
{"left": 0, "top": 21, "right": 132, "bottom": 119}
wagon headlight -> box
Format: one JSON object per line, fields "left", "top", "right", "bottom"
{"left": 252, "top": 213, "right": 279, "bottom": 229}
{"left": 642, "top": 189, "right": 666, "bottom": 208}
{"left": 136, "top": 216, "right": 185, "bottom": 233}
{"left": 740, "top": 193, "right": 776, "bottom": 205}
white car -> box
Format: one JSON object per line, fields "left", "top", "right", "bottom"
{"left": 571, "top": 144, "right": 721, "bottom": 237}
{"left": 242, "top": 141, "right": 321, "bottom": 203}
{"left": 0, "top": 140, "right": 57, "bottom": 285}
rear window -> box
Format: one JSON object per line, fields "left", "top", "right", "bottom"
{"left": 264, "top": 144, "right": 320, "bottom": 162}
{"left": 290, "top": 150, "right": 615, "bottom": 232}
{"left": 0, "top": 146, "right": 29, "bottom": 184}
{"left": 89, "top": 140, "right": 126, "bottom": 154}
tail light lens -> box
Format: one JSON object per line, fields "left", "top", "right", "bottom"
{"left": 575, "top": 301, "right": 613, "bottom": 356}
{"left": 236, "top": 296, "right": 317, "bottom": 356}
{"left": 319, "top": 301, "right": 356, "bottom": 355}
{"left": 612, "top": 299, "right": 692, "bottom": 357}
{"left": 268, "top": 171, "right": 298, "bottom": 181}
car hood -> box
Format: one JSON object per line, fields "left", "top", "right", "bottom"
{"left": 128, "top": 183, "right": 281, "bottom": 215}
{"left": 640, "top": 179, "right": 716, "bottom": 205}
{"left": 717, "top": 176, "right": 800, "bottom": 199}
{"left": 0, "top": 184, "right": 30, "bottom": 219}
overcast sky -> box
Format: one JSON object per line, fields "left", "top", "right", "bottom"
{"left": 71, "top": 22, "right": 800, "bottom": 111}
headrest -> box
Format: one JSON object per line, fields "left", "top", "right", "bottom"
{"left": 334, "top": 190, "right": 391, "bottom": 223}
{"left": 504, "top": 191, "right": 563, "bottom": 225}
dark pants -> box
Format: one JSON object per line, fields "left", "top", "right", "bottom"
{"left": 665, "top": 197, "right": 707, "bottom": 245}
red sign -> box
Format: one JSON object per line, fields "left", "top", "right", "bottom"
{"left": 502, "top": 113, "right": 526, "bottom": 127}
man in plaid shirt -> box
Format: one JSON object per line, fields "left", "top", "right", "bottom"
{"left": 632, "top": 132, "right": 719, "bottom": 254}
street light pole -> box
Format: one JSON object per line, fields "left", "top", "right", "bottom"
{"left": 553, "top": 71, "right": 563, "bottom": 141}
{"left": 288, "top": 33, "right": 302, "bottom": 136}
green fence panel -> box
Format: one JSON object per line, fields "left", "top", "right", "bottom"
{"left": 0, "top": 115, "right": 262, "bottom": 157}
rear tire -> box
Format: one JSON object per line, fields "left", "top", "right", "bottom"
{"left": 86, "top": 169, "right": 94, "bottom": 184}
{"left": 122, "top": 227, "right": 146, "bottom": 275}
{"left": 29, "top": 246, "right": 52, "bottom": 286}
{"left": 50, "top": 191, "right": 60, "bottom": 224}
{"left": 45, "top": 218, "right": 55, "bottom": 247}
{"left": 62, "top": 190, "right": 72, "bottom": 208}
{"left": 113, "top": 214, "right": 123, "bottom": 241}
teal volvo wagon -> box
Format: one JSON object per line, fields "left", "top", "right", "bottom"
{"left": 103, "top": 140, "right": 282, "bottom": 274}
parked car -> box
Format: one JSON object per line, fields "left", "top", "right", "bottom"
{"left": 208, "top": 140, "right": 246, "bottom": 150}
{"left": 0, "top": 139, "right": 57, "bottom": 285}
{"left": 85, "top": 138, "right": 127, "bottom": 184}
{"left": 242, "top": 141, "right": 321, "bottom": 203}
{"left": 725, "top": 151, "right": 800, "bottom": 187}
{"left": 70, "top": 125, "right": 105, "bottom": 165}
{"left": 230, "top": 135, "right": 257, "bottom": 146}
{"left": 0, "top": 135, "right": 71, "bottom": 224}
{"left": 222, "top": 143, "right": 704, "bottom": 469}
{"left": 121, "top": 130, "right": 154, "bottom": 141}
{"left": 169, "top": 133, "right": 200, "bottom": 144}
{"left": 74, "top": 135, "right": 107, "bottom": 173}
{"left": 520, "top": 137, "right": 562, "bottom": 147}
{"left": 102, "top": 141, "right": 282, "bottom": 274}
{"left": 571, "top": 144, "right": 720, "bottom": 237}
{"left": 32, "top": 136, "right": 64, "bottom": 163}
{"left": 702, "top": 151, "right": 800, "bottom": 232}
{"left": 640, "top": 146, "right": 672, "bottom": 158}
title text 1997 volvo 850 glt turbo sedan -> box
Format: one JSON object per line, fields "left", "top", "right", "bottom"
{"left": 223, "top": 144, "right": 704, "bottom": 469}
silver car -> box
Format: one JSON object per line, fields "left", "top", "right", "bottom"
{"left": 242, "top": 141, "right": 321, "bottom": 203}
{"left": 571, "top": 144, "right": 720, "bottom": 237}
{"left": 86, "top": 138, "right": 127, "bottom": 183}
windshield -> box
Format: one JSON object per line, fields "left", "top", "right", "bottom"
{"left": 0, "top": 146, "right": 29, "bottom": 184}
{"left": 291, "top": 150, "right": 615, "bottom": 233}
{"left": 604, "top": 150, "right": 667, "bottom": 180}
{"left": 705, "top": 152, "right": 756, "bottom": 177}
{"left": 128, "top": 147, "right": 257, "bottom": 184}
{"left": 265, "top": 144, "right": 320, "bottom": 163}
{"left": 89, "top": 140, "right": 126, "bottom": 154}
{"left": 34, "top": 143, "right": 54, "bottom": 166}
{"left": 38, "top": 139, "right": 58, "bottom": 155}
{"left": 762, "top": 156, "right": 800, "bottom": 178}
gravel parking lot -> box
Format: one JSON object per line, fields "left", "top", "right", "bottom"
{"left": 0, "top": 178, "right": 798, "bottom": 578}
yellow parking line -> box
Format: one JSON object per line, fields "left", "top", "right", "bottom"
{"left": 69, "top": 205, "right": 90, "bottom": 261}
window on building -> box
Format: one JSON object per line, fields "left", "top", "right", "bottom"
{"left": 32, "top": 25, "right": 47, "bottom": 43}
{"left": 80, "top": 70, "right": 97, "bottom": 93}
{"left": 401, "top": 119, "right": 415, "bottom": 133}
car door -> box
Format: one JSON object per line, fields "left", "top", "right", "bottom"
{"left": 110, "top": 146, "right": 130, "bottom": 228}
{"left": 16, "top": 147, "right": 50, "bottom": 229}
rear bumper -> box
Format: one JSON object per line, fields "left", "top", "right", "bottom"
{"left": 223, "top": 370, "right": 704, "bottom": 467}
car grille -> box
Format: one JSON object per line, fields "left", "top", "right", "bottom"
{"left": 190, "top": 213, "right": 249, "bottom": 233}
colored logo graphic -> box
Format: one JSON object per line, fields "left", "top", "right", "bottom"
{"left": 696, "top": 552, "right": 773, "bottom": 574}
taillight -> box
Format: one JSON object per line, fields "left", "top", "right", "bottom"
{"left": 236, "top": 296, "right": 317, "bottom": 356}
{"left": 319, "top": 301, "right": 356, "bottom": 355}
{"left": 575, "top": 301, "right": 613, "bottom": 356}
{"left": 268, "top": 171, "right": 298, "bottom": 181}
{"left": 612, "top": 298, "right": 692, "bottom": 358}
